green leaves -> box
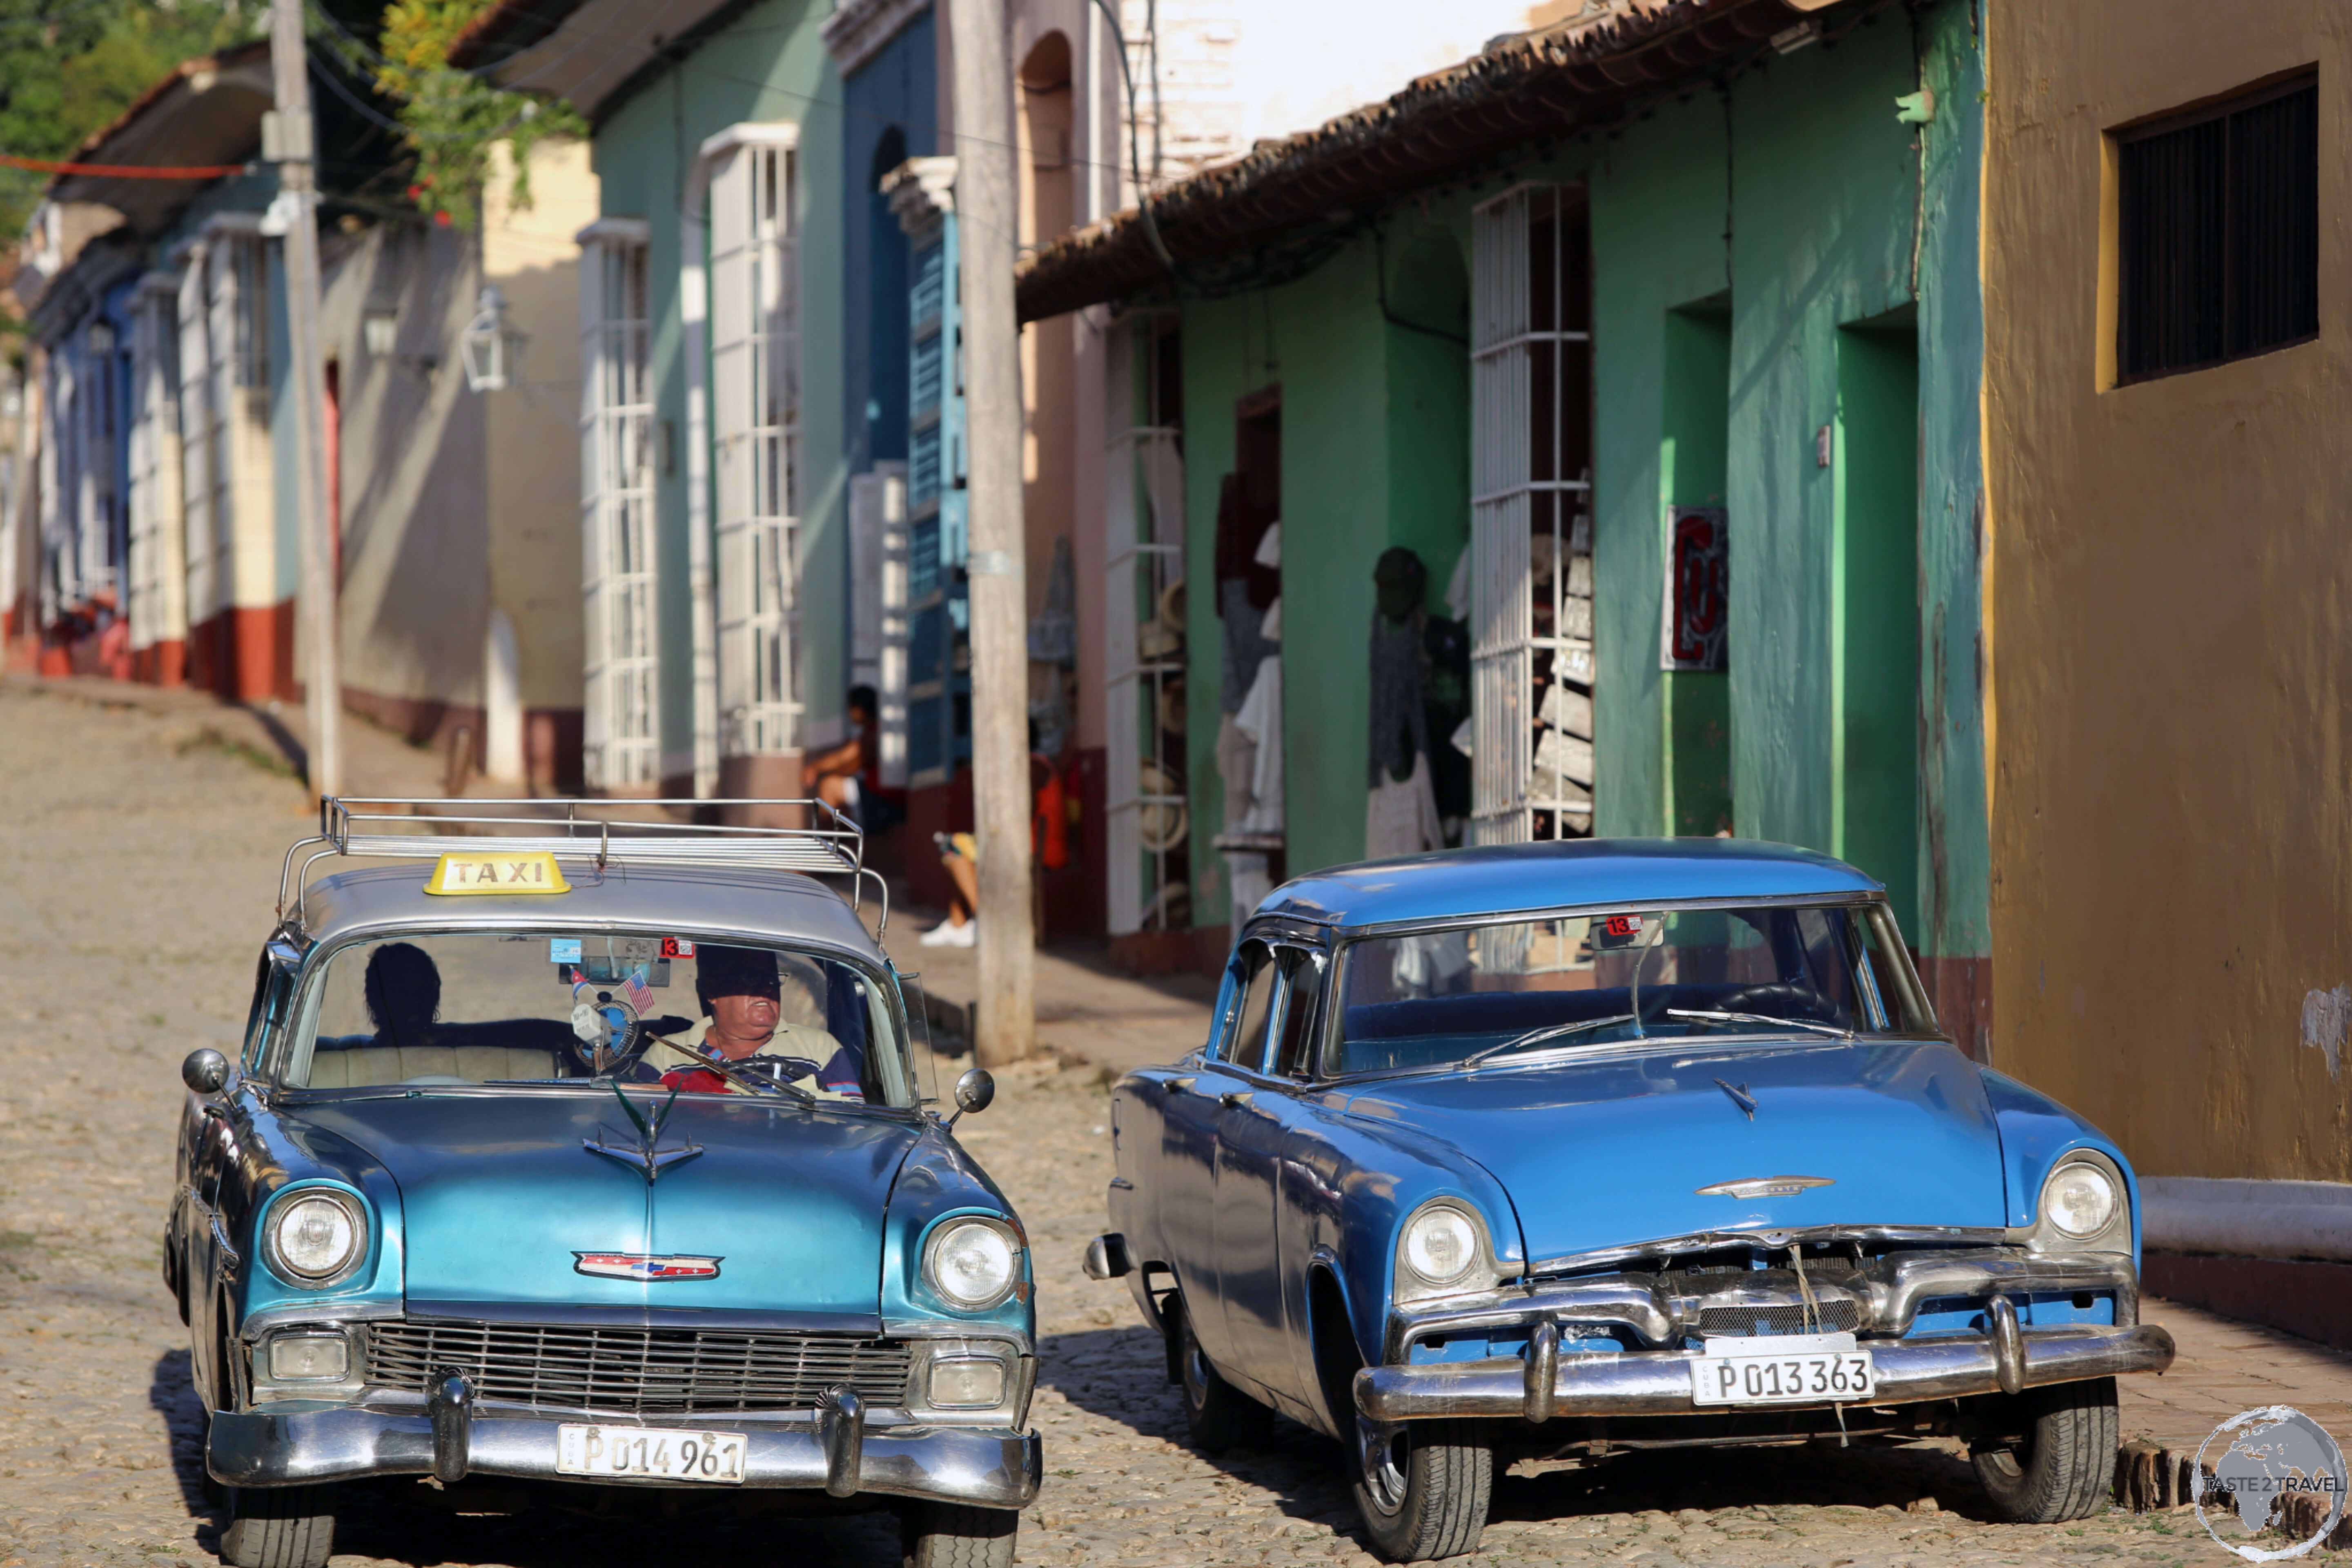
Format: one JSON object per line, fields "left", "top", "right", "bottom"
{"left": 372, "top": 0, "right": 583, "bottom": 227}
{"left": 0, "top": 0, "right": 255, "bottom": 240}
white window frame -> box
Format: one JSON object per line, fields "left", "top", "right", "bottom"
{"left": 577, "top": 218, "right": 660, "bottom": 790}
{"left": 1470, "top": 183, "right": 1595, "bottom": 845}
{"left": 126, "top": 272, "right": 187, "bottom": 662}
{"left": 1103, "top": 316, "right": 1187, "bottom": 935}
{"left": 706, "top": 129, "right": 802, "bottom": 761}
{"left": 174, "top": 240, "right": 220, "bottom": 634}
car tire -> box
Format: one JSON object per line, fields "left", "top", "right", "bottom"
{"left": 900, "top": 1501, "right": 1018, "bottom": 1568}
{"left": 1170, "top": 1293, "right": 1273, "bottom": 1454}
{"left": 217, "top": 1485, "right": 337, "bottom": 1568}
{"left": 1969, "top": 1376, "right": 2119, "bottom": 1523}
{"left": 1350, "top": 1418, "right": 1491, "bottom": 1561}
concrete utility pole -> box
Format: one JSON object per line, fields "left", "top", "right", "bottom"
{"left": 948, "top": 0, "right": 1036, "bottom": 1065}
{"left": 269, "top": 0, "right": 343, "bottom": 801}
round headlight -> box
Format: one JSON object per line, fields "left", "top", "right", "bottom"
{"left": 269, "top": 1192, "right": 362, "bottom": 1283}
{"left": 926, "top": 1219, "right": 1020, "bottom": 1310}
{"left": 2045, "top": 1163, "right": 2119, "bottom": 1239}
{"left": 1402, "top": 1205, "right": 1479, "bottom": 1287}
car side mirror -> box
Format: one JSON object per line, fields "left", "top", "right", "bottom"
{"left": 183, "top": 1049, "right": 229, "bottom": 1095}
{"left": 953, "top": 1067, "right": 996, "bottom": 1118}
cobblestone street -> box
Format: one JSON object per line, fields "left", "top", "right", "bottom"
{"left": 2, "top": 682, "right": 2349, "bottom": 1568}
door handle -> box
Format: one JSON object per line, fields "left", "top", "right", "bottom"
{"left": 1166, "top": 1076, "right": 1198, "bottom": 1096}
{"left": 1220, "top": 1091, "right": 1254, "bottom": 1110}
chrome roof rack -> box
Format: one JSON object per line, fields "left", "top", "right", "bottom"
{"left": 278, "top": 797, "right": 882, "bottom": 931}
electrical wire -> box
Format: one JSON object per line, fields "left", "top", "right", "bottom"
{"left": 0, "top": 153, "right": 248, "bottom": 178}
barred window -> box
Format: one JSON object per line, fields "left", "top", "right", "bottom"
{"left": 2117, "top": 72, "right": 2318, "bottom": 382}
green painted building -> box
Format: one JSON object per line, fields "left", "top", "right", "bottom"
{"left": 468, "top": 0, "right": 851, "bottom": 803}
{"left": 1020, "top": 0, "right": 1994, "bottom": 1047}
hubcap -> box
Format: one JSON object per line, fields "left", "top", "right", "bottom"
{"left": 1180, "top": 1322, "right": 1213, "bottom": 1412}
{"left": 1357, "top": 1418, "right": 1410, "bottom": 1517}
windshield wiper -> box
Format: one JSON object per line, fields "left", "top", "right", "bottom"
{"left": 1465, "top": 1013, "right": 1639, "bottom": 1068}
{"left": 1665, "top": 1007, "right": 1851, "bottom": 1039}
{"left": 669, "top": 1045, "right": 816, "bottom": 1104}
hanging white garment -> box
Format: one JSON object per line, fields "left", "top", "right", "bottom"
{"left": 1225, "top": 851, "right": 1272, "bottom": 930}
{"left": 1215, "top": 712, "right": 1258, "bottom": 831}
{"left": 1365, "top": 751, "right": 1443, "bottom": 859}
{"left": 1233, "top": 655, "right": 1284, "bottom": 835}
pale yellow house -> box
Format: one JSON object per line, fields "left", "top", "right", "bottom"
{"left": 322, "top": 137, "right": 598, "bottom": 791}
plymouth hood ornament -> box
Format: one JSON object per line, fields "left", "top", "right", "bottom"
{"left": 583, "top": 1083, "right": 703, "bottom": 1182}
{"left": 1695, "top": 1174, "right": 1835, "bottom": 1199}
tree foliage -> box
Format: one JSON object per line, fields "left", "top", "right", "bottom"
{"left": 0, "top": 0, "right": 258, "bottom": 238}
{"left": 374, "top": 0, "right": 582, "bottom": 227}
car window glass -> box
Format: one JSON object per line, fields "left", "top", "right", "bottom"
{"left": 277, "top": 932, "right": 913, "bottom": 1106}
{"left": 241, "top": 954, "right": 288, "bottom": 1071}
{"left": 1334, "top": 903, "right": 1904, "bottom": 1075}
{"left": 1221, "top": 940, "right": 1279, "bottom": 1072}
{"left": 1859, "top": 909, "right": 1936, "bottom": 1032}
{"left": 1274, "top": 949, "right": 1326, "bottom": 1079}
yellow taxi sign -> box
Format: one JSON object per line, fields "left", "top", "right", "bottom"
{"left": 424, "top": 850, "right": 572, "bottom": 896}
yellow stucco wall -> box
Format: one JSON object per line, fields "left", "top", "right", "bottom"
{"left": 1984, "top": 1, "right": 2352, "bottom": 1179}
{"left": 485, "top": 137, "right": 597, "bottom": 715}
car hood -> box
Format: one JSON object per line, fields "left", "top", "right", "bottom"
{"left": 290, "top": 1091, "right": 923, "bottom": 1319}
{"left": 1337, "top": 1038, "right": 2006, "bottom": 1266}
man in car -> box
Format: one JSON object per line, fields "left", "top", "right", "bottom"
{"left": 651, "top": 944, "right": 864, "bottom": 1100}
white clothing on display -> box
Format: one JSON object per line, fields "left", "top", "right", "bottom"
{"left": 1233, "top": 655, "right": 1285, "bottom": 835}
{"left": 1365, "top": 751, "right": 1443, "bottom": 859}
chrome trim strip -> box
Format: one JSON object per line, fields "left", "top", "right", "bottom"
{"left": 206, "top": 1406, "right": 1041, "bottom": 1505}
{"left": 1355, "top": 1323, "right": 2176, "bottom": 1423}
{"left": 1526, "top": 1225, "right": 2017, "bottom": 1280}
{"left": 1383, "top": 1247, "right": 2143, "bottom": 1360}
{"left": 1524, "top": 1322, "right": 1559, "bottom": 1424}
{"left": 821, "top": 1388, "right": 865, "bottom": 1498}
{"left": 209, "top": 1210, "right": 241, "bottom": 1282}
{"left": 1989, "top": 1296, "right": 2025, "bottom": 1396}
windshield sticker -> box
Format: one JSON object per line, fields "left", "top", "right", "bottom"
{"left": 550, "top": 938, "right": 584, "bottom": 964}
{"left": 663, "top": 937, "right": 697, "bottom": 959}
{"left": 1602, "top": 914, "right": 1645, "bottom": 939}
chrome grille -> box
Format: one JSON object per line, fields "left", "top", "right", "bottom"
{"left": 1698, "top": 1300, "right": 1861, "bottom": 1338}
{"left": 368, "top": 1321, "right": 912, "bottom": 1415}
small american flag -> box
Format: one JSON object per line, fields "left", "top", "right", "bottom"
{"left": 620, "top": 967, "right": 655, "bottom": 1016}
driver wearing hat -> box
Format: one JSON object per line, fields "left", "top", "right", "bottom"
{"left": 652, "top": 944, "right": 864, "bottom": 1099}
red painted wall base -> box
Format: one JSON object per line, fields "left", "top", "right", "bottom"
{"left": 2143, "top": 1252, "right": 2352, "bottom": 1353}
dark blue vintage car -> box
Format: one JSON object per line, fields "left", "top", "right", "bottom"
{"left": 167, "top": 800, "right": 1036, "bottom": 1568}
{"left": 1087, "top": 838, "right": 2171, "bottom": 1561}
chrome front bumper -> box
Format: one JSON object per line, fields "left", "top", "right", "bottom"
{"left": 1356, "top": 1320, "right": 2176, "bottom": 1423}
{"left": 208, "top": 1405, "right": 1040, "bottom": 1507}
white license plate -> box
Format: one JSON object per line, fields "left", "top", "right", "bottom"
{"left": 1691, "top": 1345, "right": 1875, "bottom": 1406}
{"left": 555, "top": 1423, "right": 748, "bottom": 1483}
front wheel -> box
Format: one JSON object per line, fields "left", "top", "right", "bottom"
{"left": 1169, "top": 1293, "right": 1273, "bottom": 1455}
{"left": 1351, "top": 1418, "right": 1490, "bottom": 1562}
{"left": 1969, "top": 1376, "right": 2119, "bottom": 1523}
{"left": 900, "top": 1501, "right": 1018, "bottom": 1568}
{"left": 218, "top": 1484, "right": 337, "bottom": 1568}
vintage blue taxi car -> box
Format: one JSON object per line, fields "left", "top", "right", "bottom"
{"left": 167, "top": 799, "right": 1036, "bottom": 1568}
{"left": 1085, "top": 839, "right": 2172, "bottom": 1561}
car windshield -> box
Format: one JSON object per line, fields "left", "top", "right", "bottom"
{"left": 276, "top": 931, "right": 918, "bottom": 1107}
{"left": 1330, "top": 903, "right": 1932, "bottom": 1076}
